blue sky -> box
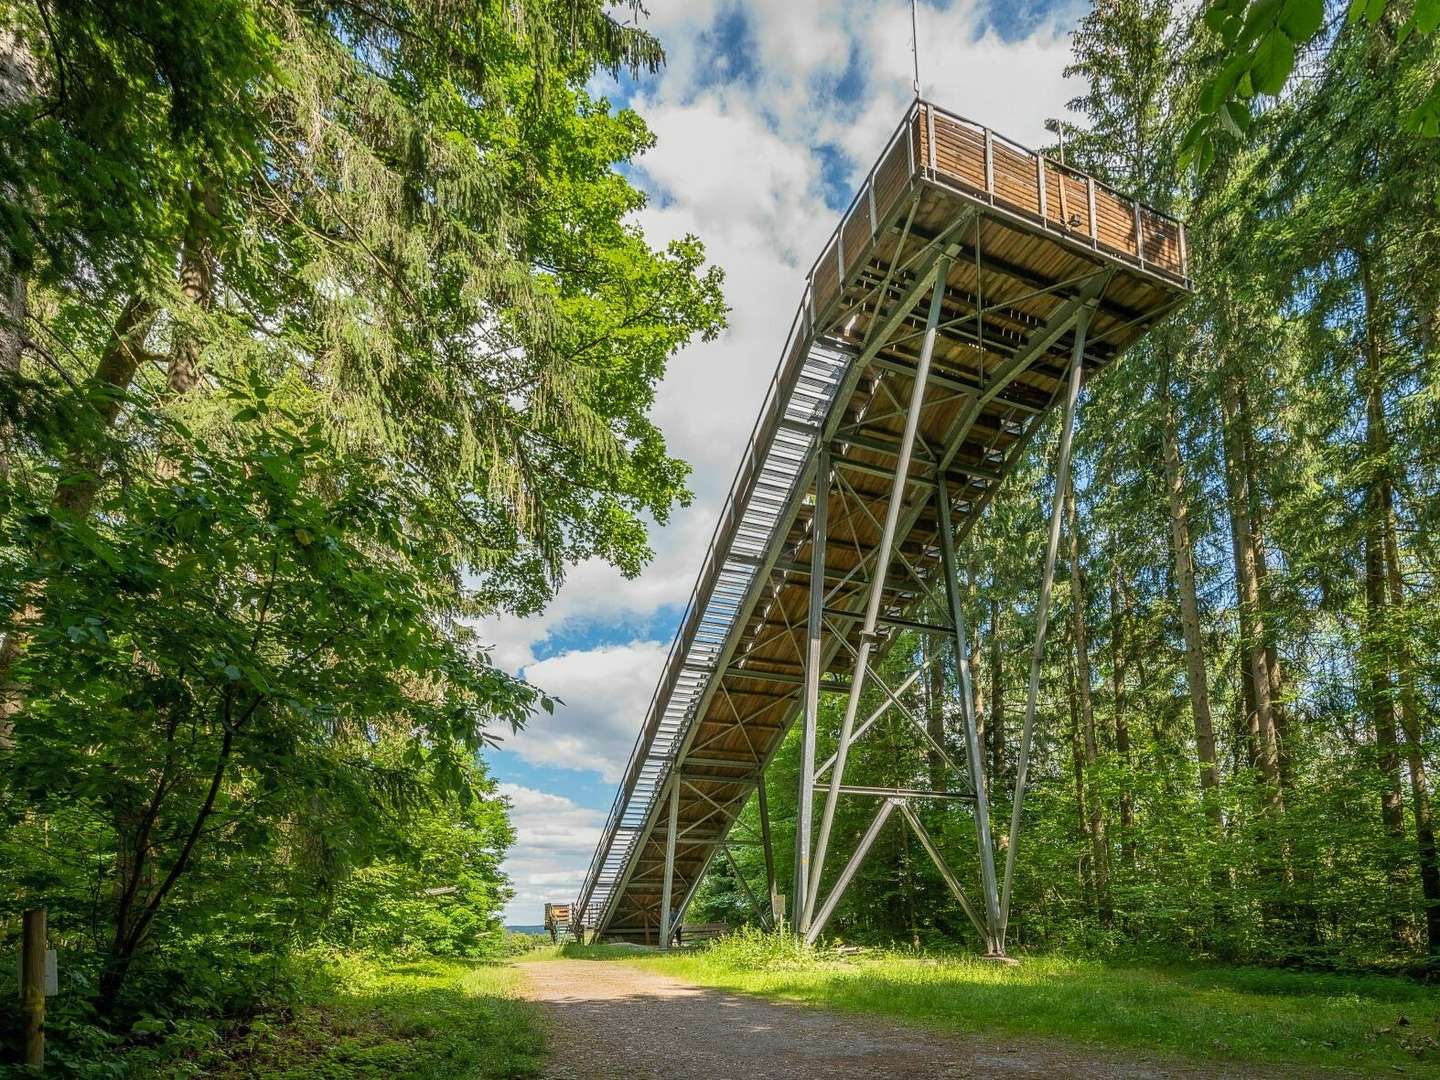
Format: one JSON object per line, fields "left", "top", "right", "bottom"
{"left": 481, "top": 0, "right": 1086, "bottom": 926}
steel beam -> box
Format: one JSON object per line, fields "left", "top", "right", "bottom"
{"left": 757, "top": 773, "right": 779, "bottom": 922}
{"left": 794, "top": 446, "right": 828, "bottom": 934}
{"left": 659, "top": 776, "right": 680, "bottom": 949}
{"left": 722, "top": 842, "right": 771, "bottom": 928}
{"left": 838, "top": 785, "right": 974, "bottom": 801}
{"left": 999, "top": 307, "right": 1092, "bottom": 945}
{"left": 895, "top": 800, "right": 988, "bottom": 941}
{"left": 804, "top": 798, "right": 900, "bottom": 945}
{"left": 805, "top": 255, "right": 952, "bottom": 929}
{"left": 937, "top": 478, "right": 1003, "bottom": 953}
{"left": 813, "top": 653, "right": 942, "bottom": 780}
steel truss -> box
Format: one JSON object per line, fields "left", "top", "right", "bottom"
{"left": 573, "top": 99, "right": 1188, "bottom": 949}
{"left": 796, "top": 270, "right": 1097, "bottom": 953}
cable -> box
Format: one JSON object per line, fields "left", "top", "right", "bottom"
{"left": 911, "top": 0, "right": 922, "bottom": 99}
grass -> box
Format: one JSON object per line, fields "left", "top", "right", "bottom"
{"left": 195, "top": 953, "right": 545, "bottom": 1079}
{"left": 560, "top": 932, "right": 1440, "bottom": 1075}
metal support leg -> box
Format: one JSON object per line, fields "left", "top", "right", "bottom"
{"left": 805, "top": 256, "right": 952, "bottom": 930}
{"left": 895, "top": 800, "right": 988, "bottom": 941}
{"left": 813, "top": 656, "right": 940, "bottom": 779}
{"left": 937, "top": 479, "right": 1003, "bottom": 954}
{"left": 794, "top": 447, "right": 828, "bottom": 935}
{"left": 805, "top": 798, "right": 901, "bottom": 945}
{"left": 999, "top": 308, "right": 1092, "bottom": 945}
{"left": 757, "top": 774, "right": 779, "bottom": 924}
{"left": 722, "top": 842, "right": 770, "bottom": 928}
{"left": 659, "top": 774, "right": 680, "bottom": 949}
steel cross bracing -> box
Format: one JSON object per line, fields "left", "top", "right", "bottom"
{"left": 572, "top": 99, "right": 1190, "bottom": 946}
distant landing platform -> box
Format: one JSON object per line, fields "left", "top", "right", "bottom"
{"left": 572, "top": 100, "right": 1191, "bottom": 944}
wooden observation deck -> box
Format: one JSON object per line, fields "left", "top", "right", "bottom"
{"left": 573, "top": 100, "right": 1190, "bottom": 945}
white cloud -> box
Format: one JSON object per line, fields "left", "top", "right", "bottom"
{"left": 499, "top": 640, "right": 671, "bottom": 782}
{"left": 489, "top": 0, "right": 1085, "bottom": 923}
{"left": 498, "top": 782, "right": 605, "bottom": 925}
{"left": 487, "top": 1, "right": 1082, "bottom": 676}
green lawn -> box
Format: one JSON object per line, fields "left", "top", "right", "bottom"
{"left": 197, "top": 954, "right": 545, "bottom": 1079}
{"left": 563, "top": 934, "right": 1440, "bottom": 1075}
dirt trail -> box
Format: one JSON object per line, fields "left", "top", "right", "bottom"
{"left": 517, "top": 958, "right": 1312, "bottom": 1079}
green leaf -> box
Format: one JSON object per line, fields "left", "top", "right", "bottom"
{"left": 1180, "top": 118, "right": 1210, "bottom": 154}
{"left": 1198, "top": 137, "right": 1218, "bottom": 173}
{"left": 1415, "top": 0, "right": 1440, "bottom": 34}
{"left": 1405, "top": 82, "right": 1440, "bottom": 137}
{"left": 1279, "top": 0, "right": 1325, "bottom": 39}
{"left": 1204, "top": 5, "right": 1234, "bottom": 32}
{"left": 1224, "top": 100, "right": 1254, "bottom": 136}
{"left": 1251, "top": 29, "right": 1295, "bottom": 95}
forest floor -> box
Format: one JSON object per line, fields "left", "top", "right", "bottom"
{"left": 524, "top": 947, "right": 1440, "bottom": 1077}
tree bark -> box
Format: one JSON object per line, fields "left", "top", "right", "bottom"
{"left": 0, "top": 295, "right": 158, "bottom": 746}
{"left": 1110, "top": 561, "right": 1136, "bottom": 870}
{"left": 165, "top": 187, "right": 218, "bottom": 396}
{"left": 1068, "top": 480, "right": 1110, "bottom": 925}
{"left": 1160, "top": 355, "right": 1221, "bottom": 824}
{"left": 1219, "top": 373, "right": 1284, "bottom": 815}
{"left": 989, "top": 593, "right": 1005, "bottom": 785}
{"left": 1066, "top": 650, "right": 1095, "bottom": 907}
{"left": 925, "top": 637, "right": 946, "bottom": 792}
{"left": 0, "top": 27, "right": 36, "bottom": 471}
{"left": 1385, "top": 506, "right": 1440, "bottom": 954}
{"left": 1360, "top": 251, "right": 1412, "bottom": 950}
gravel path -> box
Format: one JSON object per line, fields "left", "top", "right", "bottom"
{"left": 517, "top": 957, "right": 1311, "bottom": 1079}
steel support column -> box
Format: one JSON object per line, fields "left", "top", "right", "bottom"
{"left": 937, "top": 478, "right": 1003, "bottom": 954}
{"left": 999, "top": 307, "right": 1093, "bottom": 945}
{"left": 794, "top": 446, "right": 829, "bottom": 935}
{"left": 804, "top": 798, "right": 901, "bottom": 945}
{"left": 659, "top": 774, "right": 680, "bottom": 949}
{"left": 756, "top": 774, "right": 779, "bottom": 923}
{"left": 805, "top": 255, "right": 952, "bottom": 930}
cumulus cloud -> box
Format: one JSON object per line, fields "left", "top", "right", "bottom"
{"left": 488, "top": 1, "right": 1084, "bottom": 922}
{"left": 499, "top": 641, "right": 671, "bottom": 782}
{"left": 498, "top": 783, "right": 605, "bottom": 925}
{"left": 481, "top": 1, "right": 1082, "bottom": 676}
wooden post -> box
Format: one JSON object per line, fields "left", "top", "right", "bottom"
{"left": 22, "top": 907, "right": 44, "bottom": 1071}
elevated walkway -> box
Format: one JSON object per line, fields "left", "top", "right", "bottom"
{"left": 573, "top": 99, "right": 1189, "bottom": 946}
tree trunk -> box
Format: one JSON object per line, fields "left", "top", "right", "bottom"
{"left": 165, "top": 187, "right": 218, "bottom": 396}
{"left": 926, "top": 637, "right": 946, "bottom": 792}
{"left": 1161, "top": 356, "right": 1221, "bottom": 825}
{"left": 989, "top": 593, "right": 1005, "bottom": 785}
{"left": 1110, "top": 562, "right": 1136, "bottom": 870}
{"left": 1360, "top": 252, "right": 1412, "bottom": 950}
{"left": 1067, "top": 651, "right": 1095, "bottom": 907}
{"left": 0, "top": 295, "right": 158, "bottom": 736}
{"left": 1385, "top": 506, "right": 1440, "bottom": 954}
{"left": 1068, "top": 481, "right": 1110, "bottom": 925}
{"left": 1219, "top": 373, "right": 1284, "bottom": 815}
{"left": 0, "top": 26, "right": 36, "bottom": 472}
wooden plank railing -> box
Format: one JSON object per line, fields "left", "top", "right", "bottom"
{"left": 805, "top": 100, "right": 1188, "bottom": 322}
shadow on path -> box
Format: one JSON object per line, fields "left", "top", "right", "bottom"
{"left": 518, "top": 959, "right": 1296, "bottom": 1080}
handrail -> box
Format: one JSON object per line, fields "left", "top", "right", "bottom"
{"left": 573, "top": 291, "right": 814, "bottom": 924}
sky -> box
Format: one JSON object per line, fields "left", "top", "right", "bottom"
{"left": 482, "top": 0, "right": 1088, "bottom": 927}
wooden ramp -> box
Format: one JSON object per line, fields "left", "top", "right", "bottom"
{"left": 573, "top": 99, "right": 1190, "bottom": 946}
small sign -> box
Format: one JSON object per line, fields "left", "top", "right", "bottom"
{"left": 44, "top": 949, "right": 57, "bottom": 996}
